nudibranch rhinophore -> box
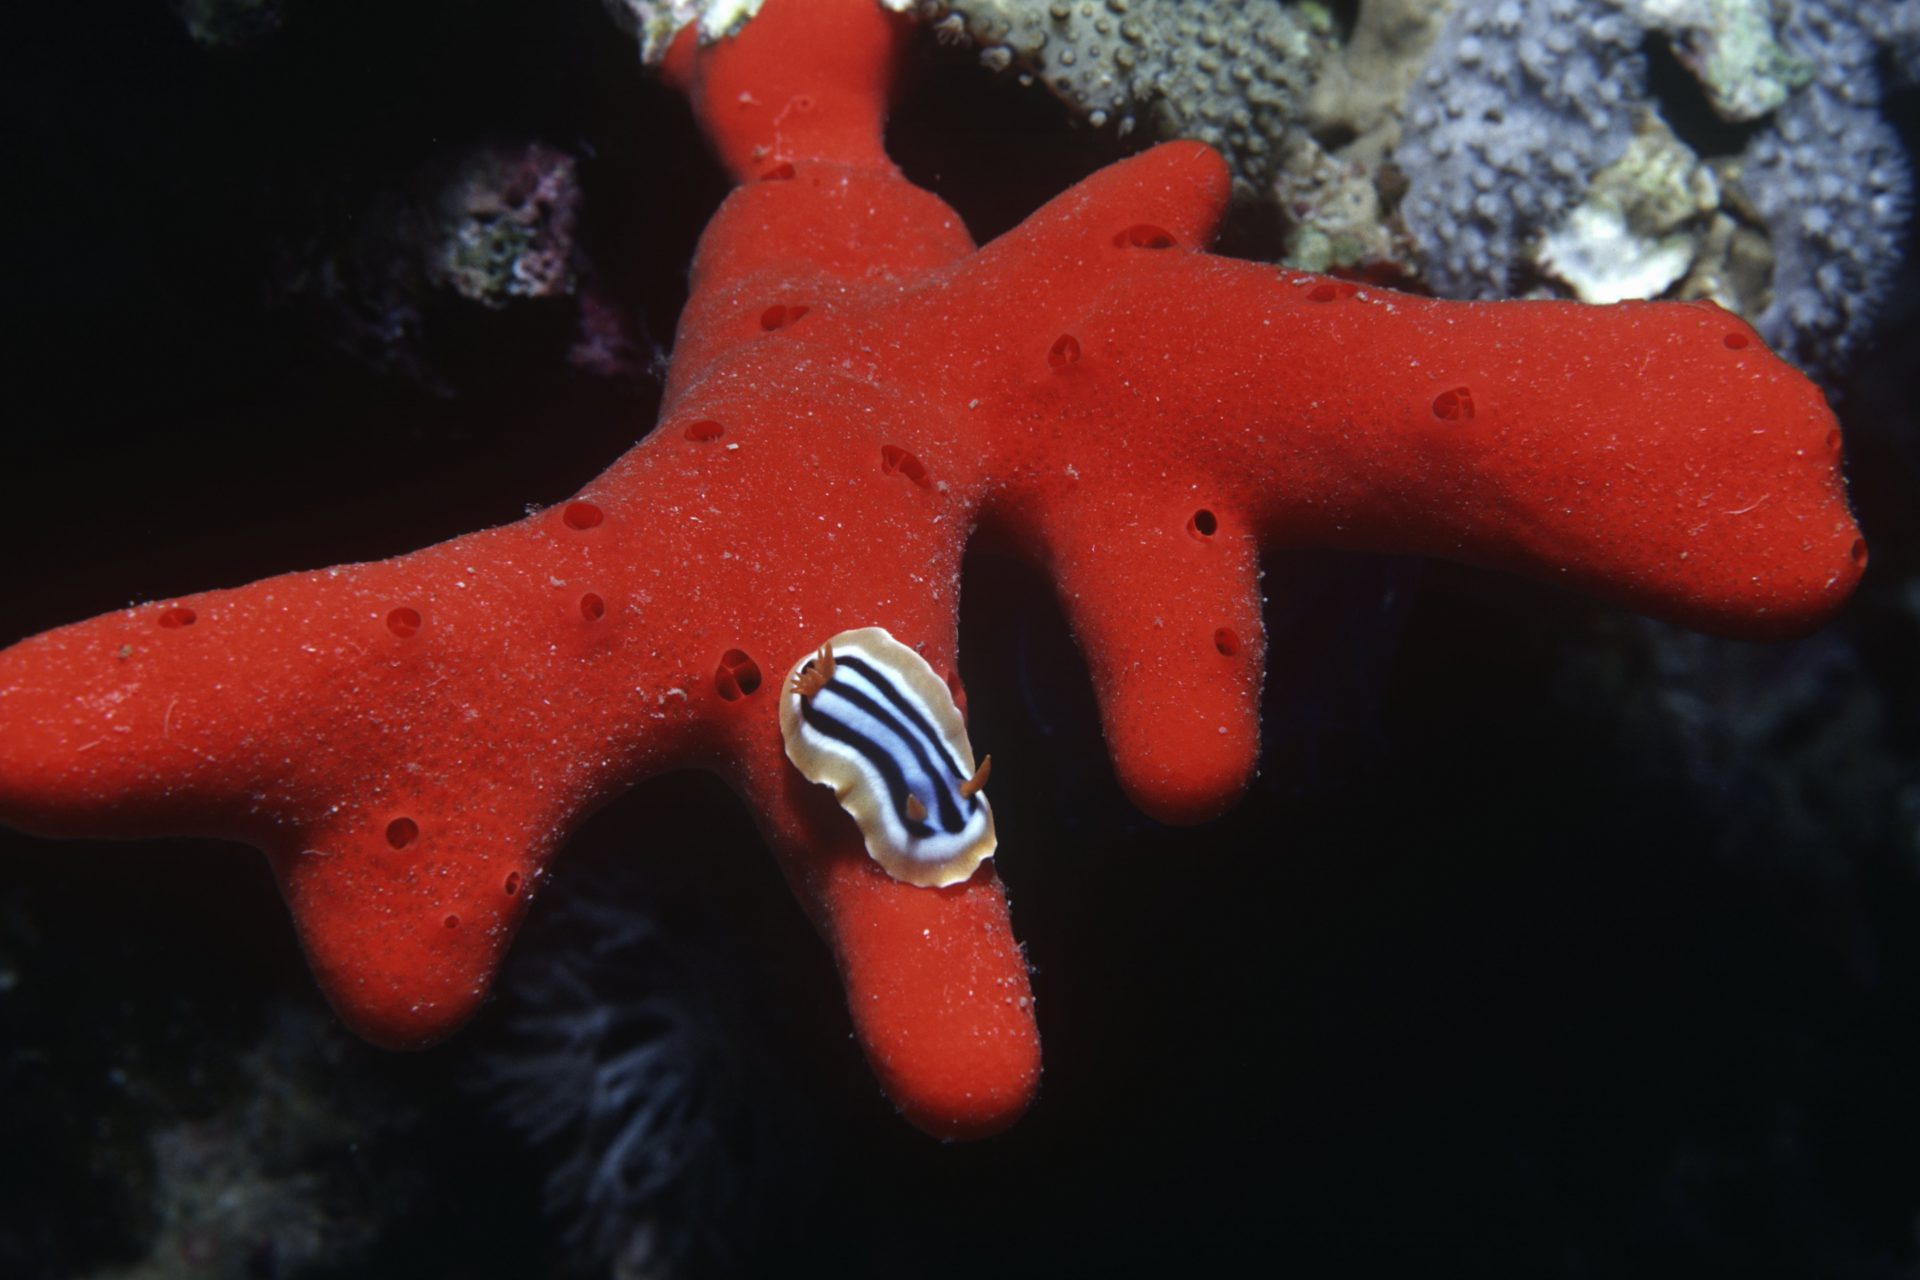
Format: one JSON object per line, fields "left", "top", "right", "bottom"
{"left": 779, "top": 628, "right": 995, "bottom": 889}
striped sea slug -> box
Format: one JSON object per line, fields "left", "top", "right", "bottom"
{"left": 779, "top": 627, "right": 994, "bottom": 889}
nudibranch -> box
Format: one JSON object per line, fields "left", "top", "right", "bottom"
{"left": 779, "top": 628, "right": 995, "bottom": 889}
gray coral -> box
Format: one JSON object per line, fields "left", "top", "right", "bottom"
{"left": 915, "top": 0, "right": 1332, "bottom": 192}
{"left": 1739, "top": 0, "right": 1913, "bottom": 373}
{"left": 1395, "top": 0, "right": 1647, "bottom": 298}
{"left": 1860, "top": 0, "right": 1920, "bottom": 86}
{"left": 1394, "top": 0, "right": 1915, "bottom": 374}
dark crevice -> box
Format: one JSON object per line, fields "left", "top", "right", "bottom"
{"left": 1643, "top": 31, "right": 1773, "bottom": 157}
{"left": 1324, "top": 0, "right": 1361, "bottom": 43}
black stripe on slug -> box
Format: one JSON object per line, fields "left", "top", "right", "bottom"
{"left": 811, "top": 675, "right": 969, "bottom": 832}
{"left": 799, "top": 700, "right": 939, "bottom": 838}
{"left": 837, "top": 655, "right": 972, "bottom": 780}
{"left": 801, "top": 657, "right": 983, "bottom": 835}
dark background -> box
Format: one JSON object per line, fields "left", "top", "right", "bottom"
{"left": 3, "top": 2, "right": 1919, "bottom": 1277}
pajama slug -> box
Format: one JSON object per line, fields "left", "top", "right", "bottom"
{"left": 778, "top": 627, "right": 995, "bottom": 888}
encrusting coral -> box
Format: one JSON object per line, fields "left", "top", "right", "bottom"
{"left": 903, "top": 0, "right": 1330, "bottom": 192}
{"left": 1396, "top": 0, "right": 1914, "bottom": 374}
{"left": 0, "top": 0, "right": 1866, "bottom": 1138}
{"left": 1741, "top": 0, "right": 1913, "bottom": 373}
{"left": 1396, "top": 0, "right": 1648, "bottom": 298}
